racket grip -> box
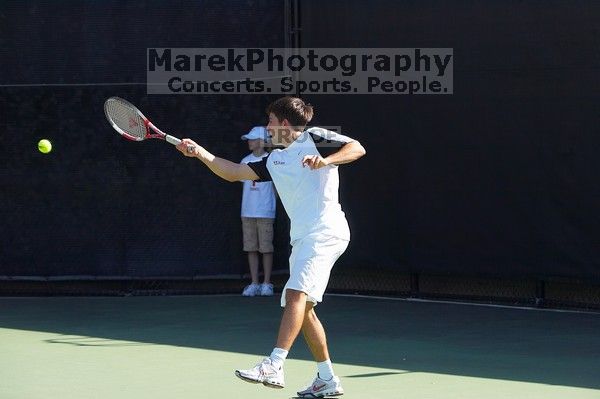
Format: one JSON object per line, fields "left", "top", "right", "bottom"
{"left": 166, "top": 134, "right": 194, "bottom": 154}
{"left": 165, "top": 135, "right": 182, "bottom": 146}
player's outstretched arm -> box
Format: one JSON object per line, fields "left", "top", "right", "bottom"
{"left": 176, "top": 138, "right": 259, "bottom": 182}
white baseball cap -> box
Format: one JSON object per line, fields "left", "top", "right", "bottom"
{"left": 241, "top": 126, "right": 269, "bottom": 141}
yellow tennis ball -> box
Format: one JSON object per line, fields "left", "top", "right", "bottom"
{"left": 38, "top": 139, "right": 52, "bottom": 154}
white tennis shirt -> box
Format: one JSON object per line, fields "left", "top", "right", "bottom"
{"left": 247, "top": 127, "right": 354, "bottom": 244}
{"left": 240, "top": 152, "right": 276, "bottom": 218}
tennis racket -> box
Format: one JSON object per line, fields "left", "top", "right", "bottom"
{"left": 104, "top": 97, "right": 193, "bottom": 152}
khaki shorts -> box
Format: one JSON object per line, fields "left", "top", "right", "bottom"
{"left": 241, "top": 217, "right": 275, "bottom": 253}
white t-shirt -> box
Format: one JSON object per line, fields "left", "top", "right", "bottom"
{"left": 240, "top": 152, "right": 276, "bottom": 218}
{"left": 247, "top": 127, "right": 354, "bottom": 244}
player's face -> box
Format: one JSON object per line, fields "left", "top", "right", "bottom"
{"left": 267, "top": 113, "right": 290, "bottom": 146}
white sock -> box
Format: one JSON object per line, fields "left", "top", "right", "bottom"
{"left": 317, "top": 359, "right": 334, "bottom": 380}
{"left": 269, "top": 347, "right": 288, "bottom": 368}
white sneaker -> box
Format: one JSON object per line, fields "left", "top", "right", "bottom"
{"left": 242, "top": 283, "right": 261, "bottom": 297}
{"left": 235, "top": 358, "right": 285, "bottom": 389}
{"left": 260, "top": 283, "right": 274, "bottom": 296}
{"left": 297, "top": 374, "right": 344, "bottom": 398}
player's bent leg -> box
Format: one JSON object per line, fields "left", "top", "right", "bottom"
{"left": 302, "top": 304, "right": 330, "bottom": 362}
{"left": 298, "top": 304, "right": 344, "bottom": 397}
{"left": 235, "top": 289, "right": 307, "bottom": 390}
{"left": 276, "top": 289, "right": 307, "bottom": 350}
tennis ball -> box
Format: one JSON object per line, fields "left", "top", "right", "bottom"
{"left": 38, "top": 139, "right": 52, "bottom": 154}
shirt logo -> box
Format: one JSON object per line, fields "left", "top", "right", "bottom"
{"left": 273, "top": 160, "right": 286, "bottom": 165}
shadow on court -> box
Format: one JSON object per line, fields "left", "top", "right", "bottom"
{"left": 0, "top": 295, "right": 598, "bottom": 389}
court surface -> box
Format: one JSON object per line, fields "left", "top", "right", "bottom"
{"left": 0, "top": 295, "right": 598, "bottom": 399}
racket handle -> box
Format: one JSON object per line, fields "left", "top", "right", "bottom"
{"left": 165, "top": 135, "right": 182, "bottom": 146}
{"left": 166, "top": 134, "right": 195, "bottom": 154}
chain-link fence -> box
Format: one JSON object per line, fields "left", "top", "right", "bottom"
{"left": 2, "top": 273, "right": 599, "bottom": 312}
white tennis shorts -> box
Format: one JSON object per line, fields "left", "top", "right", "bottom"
{"left": 281, "top": 234, "right": 349, "bottom": 308}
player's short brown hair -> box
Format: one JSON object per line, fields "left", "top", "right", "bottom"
{"left": 266, "top": 96, "right": 314, "bottom": 129}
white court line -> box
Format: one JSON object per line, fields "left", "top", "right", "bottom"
{"left": 4, "top": 292, "right": 597, "bottom": 315}
{"left": 167, "top": 293, "right": 599, "bottom": 316}
{"left": 326, "top": 293, "right": 600, "bottom": 315}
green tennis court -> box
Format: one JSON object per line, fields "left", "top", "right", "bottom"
{"left": 1, "top": 295, "right": 598, "bottom": 399}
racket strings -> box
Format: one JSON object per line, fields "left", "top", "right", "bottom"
{"left": 105, "top": 99, "right": 146, "bottom": 139}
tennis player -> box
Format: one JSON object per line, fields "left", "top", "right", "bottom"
{"left": 176, "top": 96, "right": 365, "bottom": 398}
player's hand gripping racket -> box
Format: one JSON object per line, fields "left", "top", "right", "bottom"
{"left": 104, "top": 97, "right": 194, "bottom": 153}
